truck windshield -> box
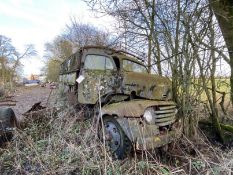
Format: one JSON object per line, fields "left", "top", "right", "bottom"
{"left": 123, "top": 59, "right": 147, "bottom": 73}
{"left": 84, "top": 55, "right": 115, "bottom": 70}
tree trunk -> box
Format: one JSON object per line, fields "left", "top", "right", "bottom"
{"left": 172, "top": 0, "right": 181, "bottom": 105}
{"left": 209, "top": 11, "right": 224, "bottom": 143}
{"left": 148, "top": 35, "right": 152, "bottom": 73}
{"left": 154, "top": 34, "right": 162, "bottom": 75}
{"left": 210, "top": 0, "right": 233, "bottom": 104}
{"left": 147, "top": 0, "right": 155, "bottom": 73}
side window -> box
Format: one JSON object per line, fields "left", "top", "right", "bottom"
{"left": 84, "top": 55, "right": 115, "bottom": 70}
{"left": 123, "top": 59, "right": 147, "bottom": 73}
{"left": 123, "top": 60, "right": 134, "bottom": 72}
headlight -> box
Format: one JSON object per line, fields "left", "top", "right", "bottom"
{"left": 143, "top": 108, "right": 155, "bottom": 124}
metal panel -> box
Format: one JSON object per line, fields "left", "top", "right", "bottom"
{"left": 155, "top": 109, "right": 176, "bottom": 114}
{"left": 159, "top": 106, "right": 176, "bottom": 110}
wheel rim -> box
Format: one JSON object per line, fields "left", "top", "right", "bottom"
{"left": 104, "top": 121, "right": 121, "bottom": 152}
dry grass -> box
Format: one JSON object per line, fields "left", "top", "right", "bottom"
{"left": 0, "top": 87, "right": 232, "bottom": 174}
{"left": 0, "top": 103, "right": 232, "bottom": 175}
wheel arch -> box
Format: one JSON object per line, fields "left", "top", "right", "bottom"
{"left": 99, "top": 113, "right": 135, "bottom": 143}
{"left": 98, "top": 114, "right": 133, "bottom": 159}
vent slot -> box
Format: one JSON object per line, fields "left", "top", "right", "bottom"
{"left": 153, "top": 105, "right": 176, "bottom": 126}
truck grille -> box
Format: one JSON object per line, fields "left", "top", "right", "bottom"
{"left": 154, "top": 105, "right": 176, "bottom": 126}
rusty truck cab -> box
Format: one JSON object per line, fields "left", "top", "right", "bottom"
{"left": 59, "top": 46, "right": 181, "bottom": 159}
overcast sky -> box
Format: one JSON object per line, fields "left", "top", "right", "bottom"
{"left": 0, "top": 0, "right": 113, "bottom": 76}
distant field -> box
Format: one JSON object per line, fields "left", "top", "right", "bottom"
{"left": 214, "top": 78, "right": 230, "bottom": 90}
{"left": 204, "top": 78, "right": 230, "bottom": 104}
{"left": 188, "top": 78, "right": 230, "bottom": 104}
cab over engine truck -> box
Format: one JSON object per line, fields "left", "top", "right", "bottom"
{"left": 59, "top": 46, "right": 182, "bottom": 159}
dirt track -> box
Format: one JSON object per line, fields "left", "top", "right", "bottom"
{"left": 11, "top": 86, "right": 52, "bottom": 121}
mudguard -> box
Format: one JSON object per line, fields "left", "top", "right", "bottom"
{"left": 101, "top": 99, "right": 176, "bottom": 118}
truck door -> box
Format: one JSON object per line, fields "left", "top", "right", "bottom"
{"left": 77, "top": 54, "right": 117, "bottom": 104}
{"left": 122, "top": 59, "right": 153, "bottom": 98}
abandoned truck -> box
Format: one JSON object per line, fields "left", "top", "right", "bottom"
{"left": 59, "top": 46, "right": 181, "bottom": 159}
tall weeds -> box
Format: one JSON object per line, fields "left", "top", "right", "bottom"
{"left": 0, "top": 104, "right": 232, "bottom": 174}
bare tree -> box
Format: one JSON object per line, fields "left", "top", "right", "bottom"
{"left": 85, "top": 0, "right": 162, "bottom": 73}
{"left": 65, "top": 17, "right": 113, "bottom": 49}
{"left": 44, "top": 18, "right": 113, "bottom": 81}
{"left": 83, "top": 0, "right": 233, "bottom": 139}
{"left": 11, "top": 44, "right": 36, "bottom": 78}
{"left": 0, "top": 35, "right": 16, "bottom": 84}
{"left": 0, "top": 35, "right": 36, "bottom": 87}
{"left": 45, "top": 36, "right": 73, "bottom": 61}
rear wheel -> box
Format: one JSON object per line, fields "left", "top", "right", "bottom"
{"left": 99, "top": 117, "right": 132, "bottom": 159}
{"left": 0, "top": 108, "right": 17, "bottom": 143}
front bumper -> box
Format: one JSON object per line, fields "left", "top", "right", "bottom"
{"left": 136, "top": 129, "right": 182, "bottom": 150}
{"left": 116, "top": 117, "right": 182, "bottom": 150}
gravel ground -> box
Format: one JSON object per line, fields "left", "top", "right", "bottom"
{"left": 11, "top": 85, "right": 52, "bottom": 121}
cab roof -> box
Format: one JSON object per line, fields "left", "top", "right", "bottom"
{"left": 61, "top": 45, "right": 146, "bottom": 67}
{"left": 80, "top": 45, "right": 145, "bottom": 65}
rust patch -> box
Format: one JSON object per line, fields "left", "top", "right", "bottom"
{"left": 136, "top": 130, "right": 181, "bottom": 150}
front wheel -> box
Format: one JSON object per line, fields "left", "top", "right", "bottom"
{"left": 99, "top": 116, "right": 132, "bottom": 159}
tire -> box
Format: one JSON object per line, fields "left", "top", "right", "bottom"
{"left": 0, "top": 108, "right": 17, "bottom": 143}
{"left": 99, "top": 116, "right": 132, "bottom": 159}
{"left": 0, "top": 132, "right": 14, "bottom": 143}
